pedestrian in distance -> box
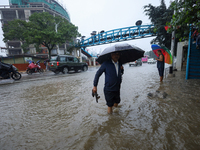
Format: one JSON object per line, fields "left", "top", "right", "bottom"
{"left": 192, "top": 28, "right": 199, "bottom": 43}
{"left": 155, "top": 50, "right": 165, "bottom": 82}
{"left": 92, "top": 52, "right": 124, "bottom": 114}
{"left": 44, "top": 59, "right": 50, "bottom": 71}
{"left": 196, "top": 33, "right": 200, "bottom": 49}
{"left": 44, "top": 60, "right": 48, "bottom": 71}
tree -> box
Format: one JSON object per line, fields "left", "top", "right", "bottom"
{"left": 3, "top": 12, "right": 80, "bottom": 58}
{"left": 144, "top": 0, "right": 174, "bottom": 49}
{"left": 145, "top": 51, "right": 157, "bottom": 59}
{"left": 169, "top": 0, "right": 200, "bottom": 41}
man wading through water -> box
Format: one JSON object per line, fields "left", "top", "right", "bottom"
{"left": 92, "top": 52, "right": 124, "bottom": 114}
{"left": 155, "top": 50, "right": 165, "bottom": 82}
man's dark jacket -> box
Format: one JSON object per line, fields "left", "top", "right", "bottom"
{"left": 93, "top": 59, "right": 122, "bottom": 91}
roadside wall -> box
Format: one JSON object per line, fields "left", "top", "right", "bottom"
{"left": 1, "top": 55, "right": 47, "bottom": 71}
{"left": 13, "top": 63, "right": 46, "bottom": 71}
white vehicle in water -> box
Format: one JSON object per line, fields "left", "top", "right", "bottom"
{"left": 129, "top": 58, "right": 142, "bottom": 66}
{"left": 147, "top": 58, "right": 156, "bottom": 64}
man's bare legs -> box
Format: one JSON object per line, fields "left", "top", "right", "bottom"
{"left": 107, "top": 107, "right": 112, "bottom": 114}
{"left": 107, "top": 103, "right": 118, "bottom": 114}
{"left": 160, "top": 76, "right": 163, "bottom": 82}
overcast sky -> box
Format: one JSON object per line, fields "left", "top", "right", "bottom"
{"left": 0, "top": 0, "right": 172, "bottom": 54}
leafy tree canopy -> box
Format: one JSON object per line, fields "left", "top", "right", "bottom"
{"left": 144, "top": 0, "right": 174, "bottom": 49}
{"left": 3, "top": 12, "right": 81, "bottom": 58}
{"left": 168, "top": 0, "right": 200, "bottom": 41}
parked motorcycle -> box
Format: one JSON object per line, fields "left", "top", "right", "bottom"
{"left": 26, "top": 60, "right": 44, "bottom": 75}
{"left": 0, "top": 62, "right": 21, "bottom": 80}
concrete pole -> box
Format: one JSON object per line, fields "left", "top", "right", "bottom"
{"left": 16, "top": 10, "right": 19, "bottom": 19}
{"left": 55, "top": 23, "right": 60, "bottom": 55}
{"left": 24, "top": 10, "right": 31, "bottom": 21}
{"left": 0, "top": 10, "right": 3, "bottom": 21}
{"left": 93, "top": 57, "right": 96, "bottom": 66}
{"left": 54, "top": 12, "right": 60, "bottom": 55}
{"left": 79, "top": 49, "right": 82, "bottom": 62}
{"left": 88, "top": 58, "right": 91, "bottom": 66}
{"left": 5, "top": 42, "right": 9, "bottom": 54}
{"left": 170, "top": 30, "right": 175, "bottom": 74}
{"left": 20, "top": 41, "right": 24, "bottom": 54}
{"left": 169, "top": 0, "right": 177, "bottom": 75}
{"left": 64, "top": 43, "right": 67, "bottom": 54}
{"left": 73, "top": 49, "right": 78, "bottom": 57}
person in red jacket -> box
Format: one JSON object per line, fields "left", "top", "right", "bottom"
{"left": 28, "top": 61, "right": 37, "bottom": 71}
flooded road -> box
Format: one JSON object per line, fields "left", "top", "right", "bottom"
{"left": 0, "top": 63, "right": 200, "bottom": 150}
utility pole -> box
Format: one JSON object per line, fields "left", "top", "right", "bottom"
{"left": 170, "top": 29, "right": 175, "bottom": 74}
{"left": 169, "top": 0, "right": 177, "bottom": 74}
{"left": 55, "top": 23, "right": 60, "bottom": 55}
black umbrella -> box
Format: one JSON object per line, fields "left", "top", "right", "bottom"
{"left": 96, "top": 43, "right": 145, "bottom": 64}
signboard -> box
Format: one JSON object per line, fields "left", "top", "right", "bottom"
{"left": 24, "top": 57, "right": 32, "bottom": 63}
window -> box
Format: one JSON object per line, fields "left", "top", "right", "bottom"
{"left": 50, "top": 56, "right": 58, "bottom": 61}
{"left": 74, "top": 57, "right": 79, "bottom": 63}
{"left": 67, "top": 57, "right": 74, "bottom": 62}
{"left": 60, "top": 57, "right": 66, "bottom": 62}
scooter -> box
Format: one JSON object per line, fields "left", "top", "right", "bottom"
{"left": 26, "top": 60, "right": 44, "bottom": 75}
{"left": 0, "top": 62, "right": 21, "bottom": 80}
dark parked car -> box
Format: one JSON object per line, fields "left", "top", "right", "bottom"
{"left": 49, "top": 55, "right": 88, "bottom": 74}
{"left": 129, "top": 58, "right": 142, "bottom": 66}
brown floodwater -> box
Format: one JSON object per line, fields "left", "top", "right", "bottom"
{"left": 0, "top": 64, "right": 200, "bottom": 150}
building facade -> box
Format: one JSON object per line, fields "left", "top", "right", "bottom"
{"left": 0, "top": 0, "right": 71, "bottom": 56}
{"left": 0, "top": 47, "right": 8, "bottom": 57}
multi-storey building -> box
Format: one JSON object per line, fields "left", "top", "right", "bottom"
{"left": 0, "top": 0, "right": 71, "bottom": 56}
{"left": 0, "top": 47, "right": 8, "bottom": 57}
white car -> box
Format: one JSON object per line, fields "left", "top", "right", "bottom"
{"left": 147, "top": 58, "right": 156, "bottom": 64}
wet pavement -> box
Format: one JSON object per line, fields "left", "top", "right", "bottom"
{"left": 0, "top": 63, "right": 200, "bottom": 150}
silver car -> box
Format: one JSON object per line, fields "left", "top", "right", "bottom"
{"left": 129, "top": 58, "right": 142, "bottom": 66}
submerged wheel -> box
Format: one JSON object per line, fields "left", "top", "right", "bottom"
{"left": 82, "top": 66, "right": 88, "bottom": 72}
{"left": 39, "top": 69, "right": 44, "bottom": 74}
{"left": 62, "top": 67, "right": 68, "bottom": 74}
{"left": 54, "top": 70, "right": 60, "bottom": 74}
{"left": 11, "top": 72, "right": 21, "bottom": 80}
{"left": 27, "top": 70, "right": 32, "bottom": 75}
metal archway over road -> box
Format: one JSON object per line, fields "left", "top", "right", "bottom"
{"left": 80, "top": 25, "right": 155, "bottom": 57}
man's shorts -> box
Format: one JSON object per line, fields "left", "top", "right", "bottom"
{"left": 104, "top": 90, "right": 121, "bottom": 107}
{"left": 158, "top": 67, "right": 164, "bottom": 77}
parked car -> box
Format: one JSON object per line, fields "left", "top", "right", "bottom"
{"left": 49, "top": 55, "right": 88, "bottom": 74}
{"left": 147, "top": 58, "right": 156, "bottom": 64}
{"left": 129, "top": 58, "right": 142, "bottom": 66}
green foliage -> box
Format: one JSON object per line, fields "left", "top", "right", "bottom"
{"left": 67, "top": 41, "right": 81, "bottom": 54}
{"left": 145, "top": 51, "right": 157, "bottom": 59}
{"left": 169, "top": 0, "right": 200, "bottom": 41}
{"left": 144, "top": 0, "right": 174, "bottom": 49}
{"left": 3, "top": 12, "right": 80, "bottom": 58}
{"left": 3, "top": 19, "right": 27, "bottom": 42}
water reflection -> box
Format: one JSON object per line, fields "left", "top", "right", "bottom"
{"left": 0, "top": 64, "right": 200, "bottom": 149}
